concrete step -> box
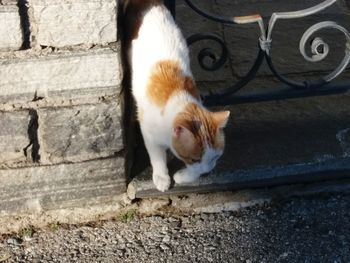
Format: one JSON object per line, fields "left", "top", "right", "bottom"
{"left": 0, "top": 157, "right": 126, "bottom": 214}
{"left": 128, "top": 94, "right": 350, "bottom": 199}
{"left": 128, "top": 157, "right": 350, "bottom": 199}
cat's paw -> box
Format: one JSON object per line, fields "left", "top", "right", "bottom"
{"left": 153, "top": 173, "right": 171, "bottom": 192}
{"left": 174, "top": 169, "right": 197, "bottom": 184}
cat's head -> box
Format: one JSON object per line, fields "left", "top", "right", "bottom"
{"left": 171, "top": 103, "right": 230, "bottom": 174}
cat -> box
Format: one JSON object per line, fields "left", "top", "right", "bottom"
{"left": 119, "top": 0, "right": 230, "bottom": 192}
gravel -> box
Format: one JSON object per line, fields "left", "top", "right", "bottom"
{"left": 1, "top": 193, "right": 350, "bottom": 262}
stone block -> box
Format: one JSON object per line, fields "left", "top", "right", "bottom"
{"left": 38, "top": 102, "right": 123, "bottom": 164}
{"left": 0, "top": 48, "right": 121, "bottom": 103}
{"left": 0, "top": 157, "right": 126, "bottom": 213}
{"left": 0, "top": 5, "right": 22, "bottom": 51}
{"left": 0, "top": 0, "right": 18, "bottom": 4}
{"left": 31, "top": 0, "right": 117, "bottom": 47}
{"left": 0, "top": 110, "right": 30, "bottom": 167}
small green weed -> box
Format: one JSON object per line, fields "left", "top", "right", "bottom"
{"left": 118, "top": 209, "right": 137, "bottom": 223}
{"left": 49, "top": 222, "right": 61, "bottom": 231}
{"left": 19, "top": 226, "right": 34, "bottom": 239}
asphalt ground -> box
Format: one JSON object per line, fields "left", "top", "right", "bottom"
{"left": 1, "top": 192, "right": 350, "bottom": 262}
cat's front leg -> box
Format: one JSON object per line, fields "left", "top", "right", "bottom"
{"left": 153, "top": 170, "right": 171, "bottom": 192}
{"left": 143, "top": 138, "right": 171, "bottom": 192}
{"left": 173, "top": 167, "right": 201, "bottom": 184}
{"left": 151, "top": 150, "right": 171, "bottom": 192}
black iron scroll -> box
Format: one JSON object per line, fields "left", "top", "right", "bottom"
{"left": 165, "top": 0, "right": 350, "bottom": 106}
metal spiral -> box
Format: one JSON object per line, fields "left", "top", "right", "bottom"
{"left": 186, "top": 34, "right": 228, "bottom": 71}
{"left": 299, "top": 21, "right": 350, "bottom": 81}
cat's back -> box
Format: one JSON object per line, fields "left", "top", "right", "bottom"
{"left": 135, "top": 5, "right": 184, "bottom": 54}
{"left": 130, "top": 1, "right": 190, "bottom": 78}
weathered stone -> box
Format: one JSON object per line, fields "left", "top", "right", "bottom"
{"left": 0, "top": 48, "right": 121, "bottom": 103}
{"left": 31, "top": 0, "right": 117, "bottom": 47}
{"left": 0, "top": 0, "right": 19, "bottom": 4}
{"left": 0, "top": 157, "right": 126, "bottom": 213}
{"left": 38, "top": 102, "right": 123, "bottom": 164}
{"left": 0, "top": 110, "right": 30, "bottom": 166}
{"left": 0, "top": 5, "right": 22, "bottom": 51}
{"left": 138, "top": 198, "right": 171, "bottom": 214}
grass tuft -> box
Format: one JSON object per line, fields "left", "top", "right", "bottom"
{"left": 117, "top": 209, "right": 137, "bottom": 223}
{"left": 49, "top": 222, "right": 61, "bottom": 231}
{"left": 19, "top": 226, "right": 34, "bottom": 239}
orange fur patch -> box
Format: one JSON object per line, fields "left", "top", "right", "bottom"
{"left": 147, "top": 60, "right": 200, "bottom": 108}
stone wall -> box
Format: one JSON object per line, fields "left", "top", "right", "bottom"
{"left": 0, "top": 0, "right": 126, "bottom": 216}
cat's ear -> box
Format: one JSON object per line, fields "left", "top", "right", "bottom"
{"left": 172, "top": 124, "right": 197, "bottom": 157}
{"left": 212, "top": 111, "right": 230, "bottom": 128}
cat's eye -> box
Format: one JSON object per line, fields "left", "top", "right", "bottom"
{"left": 190, "top": 158, "right": 201, "bottom": 163}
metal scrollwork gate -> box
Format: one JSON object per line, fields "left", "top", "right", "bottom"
{"left": 164, "top": 0, "right": 350, "bottom": 107}
{"left": 128, "top": 1, "right": 350, "bottom": 198}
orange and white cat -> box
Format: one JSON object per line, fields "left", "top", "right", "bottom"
{"left": 120, "top": 0, "right": 230, "bottom": 192}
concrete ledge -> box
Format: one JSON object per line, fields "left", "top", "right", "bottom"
{"left": 31, "top": 0, "right": 117, "bottom": 47}
{"left": 136, "top": 178, "right": 350, "bottom": 216}
{"left": 0, "top": 157, "right": 126, "bottom": 214}
{"left": 0, "top": 48, "right": 121, "bottom": 103}
{"left": 129, "top": 93, "right": 350, "bottom": 198}
{"left": 0, "top": 5, "right": 22, "bottom": 51}
{"left": 128, "top": 157, "right": 350, "bottom": 199}
{"left": 39, "top": 102, "right": 123, "bottom": 164}
{"left": 0, "top": 195, "right": 125, "bottom": 234}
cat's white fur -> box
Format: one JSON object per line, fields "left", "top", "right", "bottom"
{"left": 131, "top": 5, "right": 222, "bottom": 191}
